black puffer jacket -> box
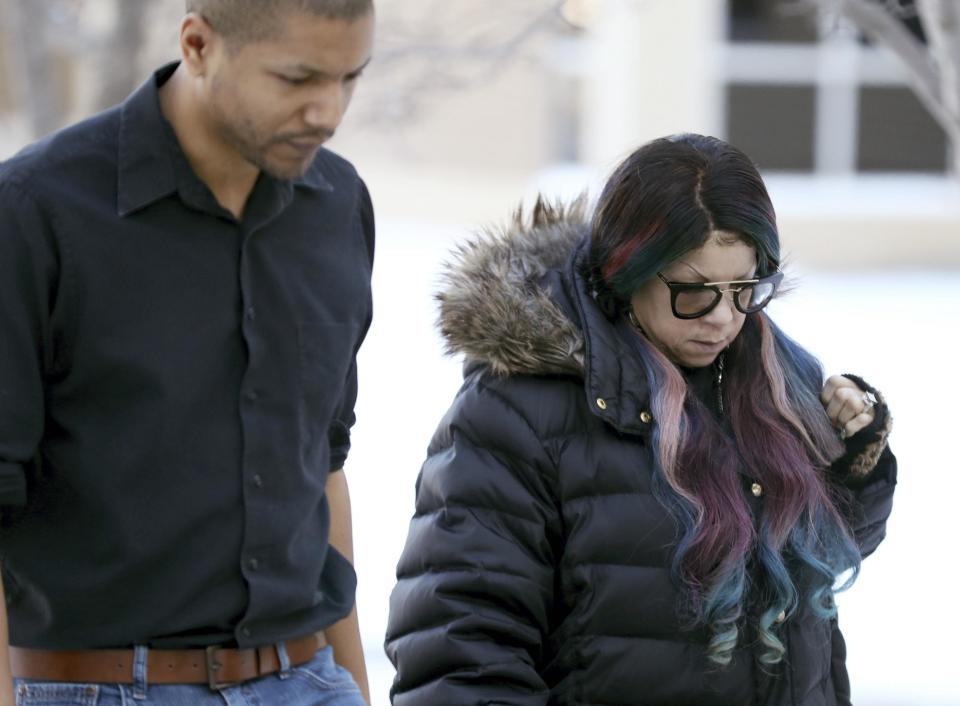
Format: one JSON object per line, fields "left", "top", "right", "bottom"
{"left": 385, "top": 203, "right": 896, "bottom": 706}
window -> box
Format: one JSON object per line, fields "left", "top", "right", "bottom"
{"left": 722, "top": 0, "right": 948, "bottom": 174}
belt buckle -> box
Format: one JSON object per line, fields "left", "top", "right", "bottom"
{"left": 204, "top": 645, "right": 235, "bottom": 691}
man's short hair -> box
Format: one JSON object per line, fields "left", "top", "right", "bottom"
{"left": 186, "top": 0, "right": 373, "bottom": 46}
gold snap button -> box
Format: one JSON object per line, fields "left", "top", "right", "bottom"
{"left": 775, "top": 610, "right": 786, "bottom": 623}
{"left": 751, "top": 482, "right": 763, "bottom": 497}
{"left": 596, "top": 398, "right": 607, "bottom": 410}
{"left": 640, "top": 410, "right": 652, "bottom": 423}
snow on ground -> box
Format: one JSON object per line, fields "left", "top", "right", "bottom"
{"left": 349, "top": 219, "right": 960, "bottom": 705}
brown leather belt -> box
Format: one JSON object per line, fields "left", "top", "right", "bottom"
{"left": 9, "top": 631, "right": 327, "bottom": 690}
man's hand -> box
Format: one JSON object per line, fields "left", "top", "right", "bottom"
{"left": 821, "top": 375, "right": 877, "bottom": 440}
{"left": 1, "top": 578, "right": 15, "bottom": 706}
{"left": 325, "top": 469, "right": 371, "bottom": 705}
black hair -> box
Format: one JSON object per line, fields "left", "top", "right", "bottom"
{"left": 589, "top": 133, "right": 780, "bottom": 318}
{"left": 186, "top": 0, "right": 373, "bottom": 46}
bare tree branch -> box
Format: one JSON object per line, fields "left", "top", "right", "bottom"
{"left": 917, "top": 0, "right": 960, "bottom": 168}
{"left": 3, "top": 0, "right": 78, "bottom": 137}
{"left": 96, "top": 0, "right": 148, "bottom": 108}
{"left": 352, "top": 0, "right": 569, "bottom": 127}
{"left": 803, "top": 0, "right": 960, "bottom": 172}
{"left": 918, "top": 0, "right": 960, "bottom": 95}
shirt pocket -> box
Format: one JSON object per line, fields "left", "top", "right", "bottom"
{"left": 297, "top": 322, "right": 360, "bottom": 440}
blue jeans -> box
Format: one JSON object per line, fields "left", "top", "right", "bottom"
{"left": 14, "top": 646, "right": 365, "bottom": 706}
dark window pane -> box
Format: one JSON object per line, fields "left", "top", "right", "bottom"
{"left": 726, "top": 84, "right": 816, "bottom": 171}
{"left": 728, "top": 0, "right": 818, "bottom": 43}
{"left": 857, "top": 87, "right": 947, "bottom": 172}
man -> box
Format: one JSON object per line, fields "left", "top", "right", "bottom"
{"left": 0, "top": 1, "right": 375, "bottom": 703}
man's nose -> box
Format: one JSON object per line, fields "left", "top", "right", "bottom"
{"left": 302, "top": 83, "right": 346, "bottom": 132}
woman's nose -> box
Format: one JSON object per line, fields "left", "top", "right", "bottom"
{"left": 703, "top": 290, "right": 737, "bottom": 325}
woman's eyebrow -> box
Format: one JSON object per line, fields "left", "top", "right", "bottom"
{"left": 672, "top": 262, "right": 758, "bottom": 282}
{"left": 675, "top": 261, "right": 708, "bottom": 281}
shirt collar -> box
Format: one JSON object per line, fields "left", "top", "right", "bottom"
{"left": 117, "top": 62, "right": 333, "bottom": 218}
{"left": 294, "top": 156, "right": 335, "bottom": 192}
{"left": 117, "top": 63, "right": 180, "bottom": 217}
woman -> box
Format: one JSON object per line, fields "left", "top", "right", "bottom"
{"left": 385, "top": 134, "right": 895, "bottom": 706}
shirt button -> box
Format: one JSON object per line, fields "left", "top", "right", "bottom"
{"left": 244, "top": 389, "right": 259, "bottom": 402}
{"left": 245, "top": 306, "right": 256, "bottom": 321}
{"left": 252, "top": 474, "right": 263, "bottom": 488}
{"left": 248, "top": 557, "right": 259, "bottom": 571}
{"left": 640, "top": 410, "right": 653, "bottom": 424}
{"left": 751, "top": 482, "right": 763, "bottom": 497}
{"left": 776, "top": 610, "right": 787, "bottom": 623}
{"left": 596, "top": 398, "right": 607, "bottom": 410}
{"left": 241, "top": 626, "right": 251, "bottom": 638}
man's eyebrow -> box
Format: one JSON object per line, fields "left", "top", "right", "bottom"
{"left": 348, "top": 57, "right": 373, "bottom": 75}
{"left": 282, "top": 57, "right": 372, "bottom": 78}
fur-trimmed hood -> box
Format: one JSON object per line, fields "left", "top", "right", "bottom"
{"left": 434, "top": 204, "right": 894, "bottom": 478}
{"left": 436, "top": 198, "right": 591, "bottom": 378}
{"left": 435, "top": 196, "right": 660, "bottom": 438}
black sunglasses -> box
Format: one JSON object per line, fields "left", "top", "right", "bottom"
{"left": 657, "top": 270, "right": 784, "bottom": 320}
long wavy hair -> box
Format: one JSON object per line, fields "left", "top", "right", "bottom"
{"left": 589, "top": 134, "right": 861, "bottom": 666}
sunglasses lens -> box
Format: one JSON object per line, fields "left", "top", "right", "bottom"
{"left": 674, "top": 289, "right": 721, "bottom": 317}
{"left": 738, "top": 281, "right": 777, "bottom": 312}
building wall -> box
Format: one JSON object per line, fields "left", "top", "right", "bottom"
{"left": 335, "top": 0, "right": 960, "bottom": 267}
{"left": 1, "top": 0, "right": 956, "bottom": 267}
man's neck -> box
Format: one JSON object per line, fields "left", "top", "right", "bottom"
{"left": 157, "top": 65, "right": 259, "bottom": 220}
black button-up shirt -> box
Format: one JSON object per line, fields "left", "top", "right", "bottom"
{"left": 0, "top": 64, "right": 374, "bottom": 649}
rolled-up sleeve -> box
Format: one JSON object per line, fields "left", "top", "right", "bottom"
{"left": 327, "top": 357, "right": 359, "bottom": 473}
{"left": 327, "top": 178, "right": 374, "bottom": 473}
{"left": 0, "top": 181, "right": 58, "bottom": 507}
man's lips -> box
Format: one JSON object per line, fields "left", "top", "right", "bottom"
{"left": 284, "top": 139, "right": 324, "bottom": 151}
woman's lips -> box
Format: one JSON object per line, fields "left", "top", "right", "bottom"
{"left": 690, "top": 339, "right": 726, "bottom": 354}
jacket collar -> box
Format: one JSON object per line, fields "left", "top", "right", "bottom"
{"left": 437, "top": 198, "right": 654, "bottom": 436}
{"left": 561, "top": 238, "right": 654, "bottom": 436}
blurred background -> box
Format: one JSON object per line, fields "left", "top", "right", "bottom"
{"left": 2, "top": 1, "right": 958, "bottom": 704}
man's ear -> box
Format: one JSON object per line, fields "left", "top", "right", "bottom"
{"left": 179, "top": 12, "right": 219, "bottom": 77}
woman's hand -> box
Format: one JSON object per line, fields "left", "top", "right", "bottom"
{"left": 821, "top": 375, "right": 877, "bottom": 440}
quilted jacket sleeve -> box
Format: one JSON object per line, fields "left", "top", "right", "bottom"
{"left": 828, "top": 374, "right": 897, "bottom": 559}
{"left": 385, "top": 373, "right": 561, "bottom": 705}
